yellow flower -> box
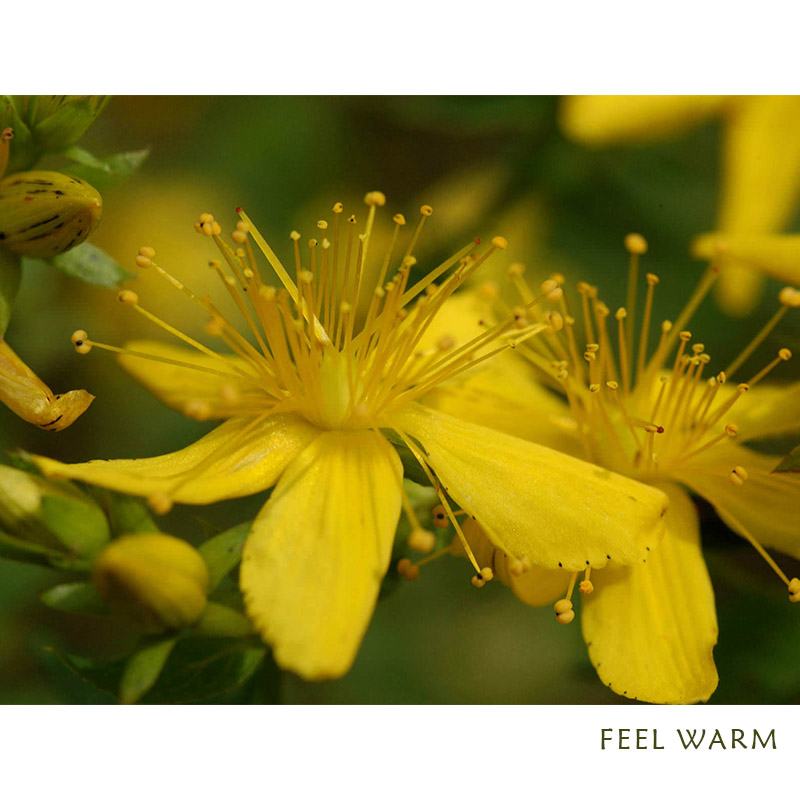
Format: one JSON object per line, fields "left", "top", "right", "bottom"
{"left": 31, "top": 194, "right": 668, "bottom": 680}
{"left": 559, "top": 95, "right": 800, "bottom": 316}
{"left": 428, "top": 235, "right": 800, "bottom": 703}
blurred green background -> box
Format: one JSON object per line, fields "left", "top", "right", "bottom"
{"left": 2, "top": 96, "right": 799, "bottom": 703}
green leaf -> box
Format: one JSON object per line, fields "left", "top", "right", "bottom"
{"left": 143, "top": 638, "right": 266, "bottom": 703}
{"left": 773, "top": 444, "right": 800, "bottom": 474}
{"left": 47, "top": 242, "right": 133, "bottom": 287}
{"left": 0, "top": 247, "right": 21, "bottom": 337}
{"left": 382, "top": 428, "right": 430, "bottom": 486}
{"left": 28, "top": 96, "right": 110, "bottom": 152}
{"left": 89, "top": 489, "right": 160, "bottom": 534}
{"left": 198, "top": 521, "right": 252, "bottom": 592}
{"left": 119, "top": 637, "right": 178, "bottom": 704}
{"left": 192, "top": 602, "right": 254, "bottom": 638}
{"left": 0, "top": 529, "right": 68, "bottom": 569}
{"left": 63, "top": 146, "right": 149, "bottom": 192}
{"left": 40, "top": 581, "right": 108, "bottom": 616}
{"left": 47, "top": 648, "right": 124, "bottom": 700}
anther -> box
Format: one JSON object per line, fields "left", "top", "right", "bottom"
{"left": 184, "top": 399, "right": 212, "bottom": 420}
{"left": 729, "top": 466, "right": 749, "bottom": 486}
{"left": 646, "top": 273, "right": 659, "bottom": 285}
{"left": 789, "top": 578, "right": 800, "bottom": 603}
{"left": 1, "top": 127, "right": 13, "bottom": 141}
{"left": 289, "top": 231, "right": 301, "bottom": 241}
{"left": 579, "top": 580, "right": 594, "bottom": 595}
{"left": 779, "top": 287, "right": 800, "bottom": 308}
{"left": 553, "top": 598, "right": 575, "bottom": 625}
{"left": 392, "top": 213, "right": 406, "bottom": 225}
{"left": 420, "top": 204, "right": 433, "bottom": 216}
{"left": 148, "top": 492, "right": 173, "bottom": 515}
{"left": 491, "top": 236, "right": 508, "bottom": 250}
{"left": 624, "top": 233, "right": 648, "bottom": 255}
{"left": 471, "top": 575, "right": 486, "bottom": 588}
{"left": 71, "top": 330, "right": 92, "bottom": 354}
{"left": 432, "top": 504, "right": 450, "bottom": 529}
{"left": 780, "top": 348, "right": 792, "bottom": 361}
{"left": 615, "top": 308, "right": 627, "bottom": 320}
{"left": 480, "top": 567, "right": 494, "bottom": 582}
{"left": 332, "top": 202, "right": 344, "bottom": 213}
{"left": 724, "top": 423, "right": 739, "bottom": 437}
{"left": 117, "top": 289, "right": 139, "bottom": 305}
{"left": 679, "top": 331, "right": 692, "bottom": 342}
{"left": 408, "top": 529, "right": 436, "bottom": 554}
{"left": 364, "top": 191, "right": 386, "bottom": 206}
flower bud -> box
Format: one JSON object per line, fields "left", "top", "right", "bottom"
{"left": 25, "top": 95, "right": 110, "bottom": 152}
{"left": 0, "top": 170, "right": 102, "bottom": 257}
{"left": 0, "top": 464, "right": 110, "bottom": 561}
{"left": 92, "top": 533, "right": 210, "bottom": 633}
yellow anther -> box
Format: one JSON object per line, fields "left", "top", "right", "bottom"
{"left": 408, "top": 529, "right": 436, "bottom": 554}
{"left": 540, "top": 278, "right": 557, "bottom": 294}
{"left": 491, "top": 235, "right": 508, "bottom": 250}
{"left": 403, "top": 564, "right": 420, "bottom": 581}
{"left": 205, "top": 318, "right": 224, "bottom": 336}
{"left": 779, "top": 287, "right": 800, "bottom": 308}
{"left": 471, "top": 575, "right": 486, "bottom": 588}
{"left": 507, "top": 262, "right": 525, "bottom": 279}
{"left": 509, "top": 558, "right": 524, "bottom": 577}
{"left": 646, "top": 273, "right": 660, "bottom": 285}
{"left": 235, "top": 221, "right": 250, "bottom": 233}
{"left": 397, "top": 558, "right": 411, "bottom": 576}
{"left": 432, "top": 504, "right": 450, "bottom": 529}
{"left": 546, "top": 312, "right": 564, "bottom": 333}
{"left": 615, "top": 307, "right": 627, "bottom": 320}
{"left": 584, "top": 351, "right": 596, "bottom": 362}
{"left": 420, "top": 204, "right": 433, "bottom": 216}
{"left": 198, "top": 212, "right": 213, "bottom": 224}
{"left": 71, "top": 331, "right": 92, "bottom": 354}
{"left": 579, "top": 579, "right": 594, "bottom": 595}
{"left": 332, "top": 202, "right": 344, "bottom": 213}
{"left": 289, "top": 230, "right": 301, "bottom": 241}
{"left": 363, "top": 191, "right": 386, "bottom": 207}
{"left": 729, "top": 466, "right": 749, "bottom": 486}
{"left": 553, "top": 598, "right": 573, "bottom": 615}
{"left": 208, "top": 259, "right": 221, "bottom": 269}
{"left": 147, "top": 492, "right": 173, "bottom": 515}
{"left": 480, "top": 567, "right": 494, "bottom": 582}
{"left": 679, "top": 330, "right": 692, "bottom": 342}
{"left": 586, "top": 343, "right": 599, "bottom": 353}
{"left": 232, "top": 230, "right": 248, "bottom": 244}
{"left": 589, "top": 383, "right": 600, "bottom": 393}
{"left": 138, "top": 246, "right": 155, "bottom": 259}
{"left": 624, "top": 233, "right": 648, "bottom": 255}
{"left": 789, "top": 578, "right": 800, "bottom": 602}
{"left": 547, "top": 286, "right": 563, "bottom": 302}
{"left": 737, "top": 382, "right": 749, "bottom": 392}
{"left": 606, "top": 380, "right": 619, "bottom": 390}
{"left": 402, "top": 255, "right": 418, "bottom": 268}
{"left": 117, "top": 289, "right": 139, "bottom": 305}
{"left": 724, "top": 423, "right": 739, "bottom": 437}
{"left": 1, "top": 127, "right": 12, "bottom": 141}
{"left": 692, "top": 343, "right": 705, "bottom": 354}
{"left": 321, "top": 238, "right": 331, "bottom": 249}
{"left": 437, "top": 335, "right": 456, "bottom": 351}
{"left": 392, "top": 213, "right": 406, "bottom": 226}
{"left": 135, "top": 254, "right": 152, "bottom": 269}
{"left": 661, "top": 320, "right": 673, "bottom": 333}
{"left": 183, "top": 399, "right": 212, "bottom": 420}
{"left": 779, "top": 348, "right": 792, "bottom": 361}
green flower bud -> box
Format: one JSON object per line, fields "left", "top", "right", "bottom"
{"left": 0, "top": 170, "right": 102, "bottom": 257}
{"left": 0, "top": 464, "right": 110, "bottom": 561}
{"left": 92, "top": 533, "right": 210, "bottom": 633}
{"left": 25, "top": 95, "right": 110, "bottom": 152}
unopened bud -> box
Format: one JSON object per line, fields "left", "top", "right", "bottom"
{"left": 0, "top": 170, "right": 102, "bottom": 257}
{"left": 92, "top": 533, "right": 210, "bottom": 633}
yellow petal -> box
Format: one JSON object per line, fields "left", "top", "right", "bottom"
{"left": 714, "top": 96, "right": 800, "bottom": 315}
{"left": 32, "top": 413, "right": 320, "bottom": 505}
{"left": 692, "top": 233, "right": 800, "bottom": 288}
{"left": 582, "top": 483, "right": 718, "bottom": 704}
{"left": 391, "top": 403, "right": 668, "bottom": 570}
{"left": 453, "top": 517, "right": 571, "bottom": 604}
{"left": 0, "top": 339, "right": 93, "bottom": 430}
{"left": 559, "top": 95, "right": 727, "bottom": 146}
{"left": 117, "top": 339, "right": 261, "bottom": 420}
{"left": 241, "top": 429, "right": 402, "bottom": 679}
{"left": 726, "top": 380, "right": 800, "bottom": 443}
{"left": 423, "top": 351, "right": 583, "bottom": 457}
{"left": 679, "top": 443, "right": 800, "bottom": 560}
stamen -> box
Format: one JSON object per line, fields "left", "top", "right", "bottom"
{"left": 624, "top": 233, "right": 647, "bottom": 360}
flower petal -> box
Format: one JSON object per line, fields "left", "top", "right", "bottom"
{"left": 32, "top": 413, "right": 320, "bottom": 505}
{"left": 391, "top": 403, "right": 668, "bottom": 571}
{"left": 679, "top": 443, "right": 800, "bottom": 560}
{"left": 240, "top": 429, "right": 402, "bottom": 679}
{"left": 560, "top": 95, "right": 727, "bottom": 146}
{"left": 581, "top": 483, "right": 718, "bottom": 704}
{"left": 118, "top": 339, "right": 263, "bottom": 419}
{"left": 423, "top": 352, "right": 583, "bottom": 457}
{"left": 727, "top": 380, "right": 800, "bottom": 443}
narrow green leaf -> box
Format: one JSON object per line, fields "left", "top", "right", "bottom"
{"left": 192, "top": 602, "right": 254, "bottom": 638}
{"left": 0, "top": 529, "right": 66, "bottom": 568}
{"left": 63, "top": 146, "right": 149, "bottom": 192}
{"left": 198, "top": 521, "right": 252, "bottom": 592}
{"left": 46, "top": 648, "right": 123, "bottom": 700}
{"left": 40, "top": 582, "right": 108, "bottom": 616}
{"left": 89, "top": 489, "right": 160, "bottom": 534}
{"left": 143, "top": 638, "right": 266, "bottom": 704}
{"left": 119, "top": 637, "right": 178, "bottom": 705}
{"left": 773, "top": 444, "right": 800, "bottom": 473}
{"left": 0, "top": 248, "right": 21, "bottom": 337}
{"left": 48, "top": 242, "right": 133, "bottom": 288}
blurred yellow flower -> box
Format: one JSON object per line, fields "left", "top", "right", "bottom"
{"left": 560, "top": 96, "right": 800, "bottom": 316}
{"left": 429, "top": 235, "right": 800, "bottom": 704}
{"left": 32, "top": 194, "right": 668, "bottom": 680}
